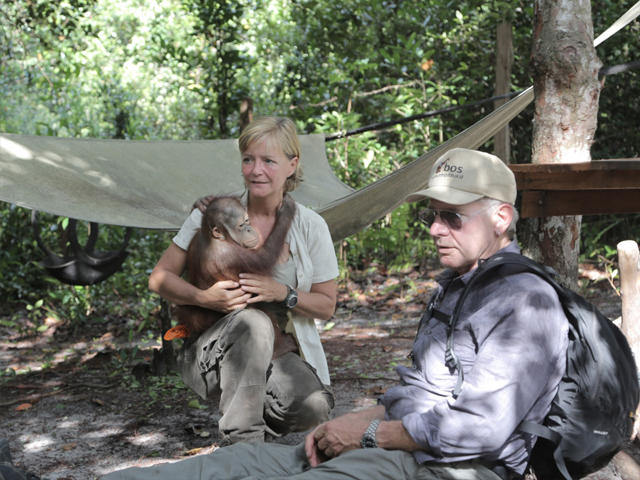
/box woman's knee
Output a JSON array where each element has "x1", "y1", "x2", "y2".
[
  {"x1": 230, "y1": 309, "x2": 275, "y2": 341},
  {"x1": 264, "y1": 353, "x2": 335, "y2": 434},
  {"x1": 265, "y1": 388, "x2": 334, "y2": 434}
]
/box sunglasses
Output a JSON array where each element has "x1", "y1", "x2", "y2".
[{"x1": 419, "y1": 205, "x2": 492, "y2": 231}]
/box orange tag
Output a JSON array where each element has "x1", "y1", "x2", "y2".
[
  {"x1": 15, "y1": 403, "x2": 33, "y2": 411},
  {"x1": 164, "y1": 325, "x2": 191, "y2": 340}
]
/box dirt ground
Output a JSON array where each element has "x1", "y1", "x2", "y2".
[{"x1": 0, "y1": 262, "x2": 638, "y2": 479}]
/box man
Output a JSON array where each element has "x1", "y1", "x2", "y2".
[
  {"x1": 103, "y1": 148, "x2": 568, "y2": 480},
  {"x1": 0, "y1": 438, "x2": 44, "y2": 480}
]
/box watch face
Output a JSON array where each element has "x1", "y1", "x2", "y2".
[
  {"x1": 361, "y1": 434, "x2": 376, "y2": 449},
  {"x1": 288, "y1": 294, "x2": 298, "y2": 308}
]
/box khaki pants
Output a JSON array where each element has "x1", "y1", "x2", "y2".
[
  {"x1": 102, "y1": 442, "x2": 502, "y2": 480},
  {"x1": 177, "y1": 309, "x2": 334, "y2": 444}
]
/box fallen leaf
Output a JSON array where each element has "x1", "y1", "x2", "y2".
[
  {"x1": 15, "y1": 403, "x2": 32, "y2": 411},
  {"x1": 187, "y1": 399, "x2": 201, "y2": 409},
  {"x1": 182, "y1": 447, "x2": 202, "y2": 456},
  {"x1": 186, "y1": 425, "x2": 204, "y2": 436},
  {"x1": 382, "y1": 345, "x2": 393, "y2": 352},
  {"x1": 365, "y1": 386, "x2": 389, "y2": 395},
  {"x1": 62, "y1": 443, "x2": 77, "y2": 451},
  {"x1": 91, "y1": 398, "x2": 105, "y2": 406}
]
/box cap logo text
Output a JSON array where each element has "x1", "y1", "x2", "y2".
[{"x1": 436, "y1": 158, "x2": 463, "y2": 175}]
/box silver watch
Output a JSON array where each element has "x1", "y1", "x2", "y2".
[{"x1": 360, "y1": 419, "x2": 380, "y2": 449}]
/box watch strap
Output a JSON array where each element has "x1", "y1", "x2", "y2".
[
  {"x1": 281, "y1": 284, "x2": 298, "y2": 309},
  {"x1": 360, "y1": 419, "x2": 381, "y2": 449}
]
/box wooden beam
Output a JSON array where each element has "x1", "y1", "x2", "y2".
[
  {"x1": 521, "y1": 189, "x2": 640, "y2": 217},
  {"x1": 510, "y1": 159, "x2": 640, "y2": 191}
]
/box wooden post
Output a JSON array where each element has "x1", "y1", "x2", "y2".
[
  {"x1": 618, "y1": 240, "x2": 640, "y2": 359},
  {"x1": 617, "y1": 240, "x2": 640, "y2": 442},
  {"x1": 494, "y1": 22, "x2": 513, "y2": 164}
]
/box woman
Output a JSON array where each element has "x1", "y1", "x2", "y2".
[{"x1": 149, "y1": 116, "x2": 338, "y2": 446}]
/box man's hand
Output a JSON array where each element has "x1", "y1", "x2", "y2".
[
  {"x1": 304, "y1": 426, "x2": 330, "y2": 467},
  {"x1": 304, "y1": 414, "x2": 371, "y2": 467}
]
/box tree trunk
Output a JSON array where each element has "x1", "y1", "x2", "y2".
[
  {"x1": 522, "y1": 0, "x2": 602, "y2": 290},
  {"x1": 494, "y1": 22, "x2": 513, "y2": 164}
]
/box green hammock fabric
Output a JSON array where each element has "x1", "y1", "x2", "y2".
[{"x1": 0, "y1": 1, "x2": 637, "y2": 242}]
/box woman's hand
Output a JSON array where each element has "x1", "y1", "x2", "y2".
[
  {"x1": 198, "y1": 280, "x2": 252, "y2": 313},
  {"x1": 149, "y1": 243, "x2": 252, "y2": 312},
  {"x1": 238, "y1": 273, "x2": 288, "y2": 304}
]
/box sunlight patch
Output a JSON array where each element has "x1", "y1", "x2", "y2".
[
  {"x1": 84, "y1": 427, "x2": 124, "y2": 439},
  {"x1": 57, "y1": 419, "x2": 81, "y2": 429},
  {"x1": 20, "y1": 435, "x2": 55, "y2": 452},
  {"x1": 128, "y1": 432, "x2": 166, "y2": 447}
]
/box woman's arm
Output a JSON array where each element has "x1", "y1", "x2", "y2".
[
  {"x1": 149, "y1": 243, "x2": 251, "y2": 312},
  {"x1": 295, "y1": 279, "x2": 336, "y2": 320},
  {"x1": 238, "y1": 276, "x2": 336, "y2": 320}
]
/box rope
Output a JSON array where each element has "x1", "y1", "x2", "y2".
[{"x1": 325, "y1": 60, "x2": 640, "y2": 142}]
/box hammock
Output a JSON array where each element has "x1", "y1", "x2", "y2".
[{"x1": 0, "y1": 2, "x2": 638, "y2": 245}]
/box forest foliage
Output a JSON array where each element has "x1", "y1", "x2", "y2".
[{"x1": 0, "y1": 0, "x2": 639, "y2": 331}]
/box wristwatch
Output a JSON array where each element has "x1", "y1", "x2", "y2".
[
  {"x1": 281, "y1": 284, "x2": 298, "y2": 309},
  {"x1": 360, "y1": 419, "x2": 381, "y2": 449}
]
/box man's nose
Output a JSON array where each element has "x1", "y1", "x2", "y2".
[{"x1": 429, "y1": 215, "x2": 450, "y2": 236}]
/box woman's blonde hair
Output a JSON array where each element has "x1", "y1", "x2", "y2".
[{"x1": 238, "y1": 116, "x2": 304, "y2": 193}]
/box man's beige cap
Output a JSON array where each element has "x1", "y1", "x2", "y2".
[{"x1": 405, "y1": 148, "x2": 516, "y2": 205}]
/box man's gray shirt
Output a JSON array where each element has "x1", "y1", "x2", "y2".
[{"x1": 380, "y1": 241, "x2": 569, "y2": 475}]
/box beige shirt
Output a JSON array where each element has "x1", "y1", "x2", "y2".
[{"x1": 172, "y1": 192, "x2": 338, "y2": 384}]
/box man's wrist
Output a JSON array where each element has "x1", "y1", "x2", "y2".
[{"x1": 360, "y1": 419, "x2": 381, "y2": 449}]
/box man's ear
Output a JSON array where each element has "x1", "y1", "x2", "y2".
[
  {"x1": 212, "y1": 227, "x2": 226, "y2": 241},
  {"x1": 493, "y1": 203, "x2": 513, "y2": 235}
]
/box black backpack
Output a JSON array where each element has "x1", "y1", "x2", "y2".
[{"x1": 437, "y1": 252, "x2": 640, "y2": 480}]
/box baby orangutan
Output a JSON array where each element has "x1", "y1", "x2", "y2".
[{"x1": 164, "y1": 194, "x2": 297, "y2": 359}]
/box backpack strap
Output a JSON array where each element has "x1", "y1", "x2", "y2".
[{"x1": 518, "y1": 420, "x2": 571, "y2": 480}]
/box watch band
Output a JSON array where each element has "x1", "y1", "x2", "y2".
[
  {"x1": 360, "y1": 419, "x2": 381, "y2": 449},
  {"x1": 281, "y1": 284, "x2": 298, "y2": 309}
]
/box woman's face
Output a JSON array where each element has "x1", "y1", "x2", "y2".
[{"x1": 241, "y1": 137, "x2": 298, "y2": 200}]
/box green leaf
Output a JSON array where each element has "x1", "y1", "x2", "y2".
[{"x1": 187, "y1": 399, "x2": 201, "y2": 409}]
